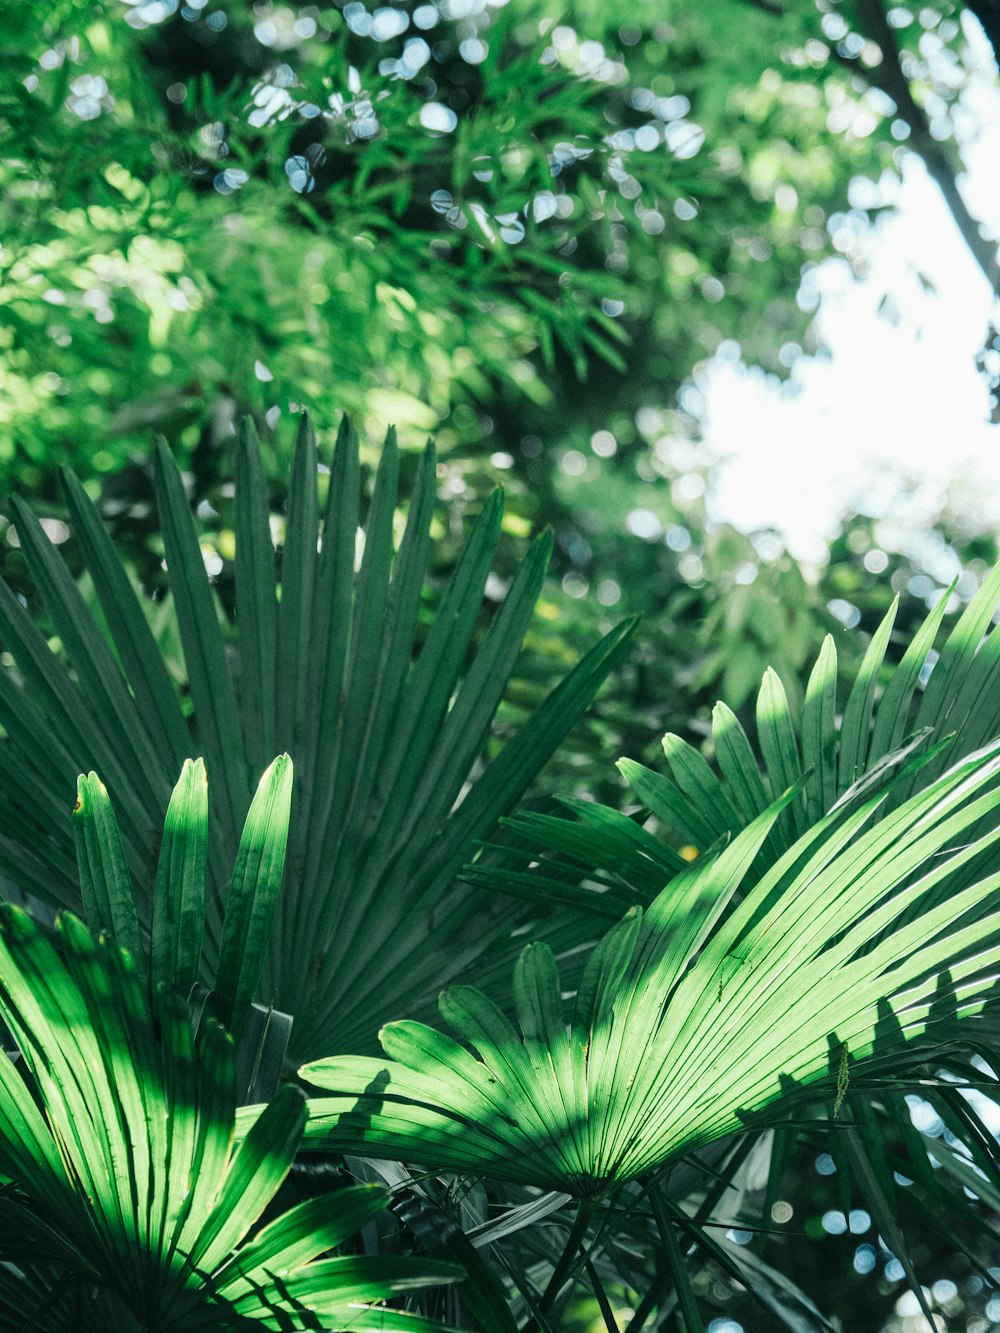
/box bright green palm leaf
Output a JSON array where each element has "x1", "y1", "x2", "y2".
[
  {"x1": 214, "y1": 754, "x2": 293, "y2": 1033},
  {"x1": 801, "y1": 634, "x2": 838, "y2": 824},
  {"x1": 659, "y1": 732, "x2": 742, "y2": 842},
  {"x1": 837, "y1": 596, "x2": 898, "y2": 793},
  {"x1": 302, "y1": 741, "x2": 1000, "y2": 1197},
  {"x1": 711, "y1": 700, "x2": 772, "y2": 822},
  {"x1": 73, "y1": 771, "x2": 143, "y2": 967},
  {"x1": 0, "y1": 908, "x2": 462, "y2": 1330},
  {"x1": 151, "y1": 756, "x2": 209, "y2": 996}
]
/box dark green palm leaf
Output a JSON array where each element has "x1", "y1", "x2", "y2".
[{"x1": 0, "y1": 414, "x2": 633, "y2": 1060}]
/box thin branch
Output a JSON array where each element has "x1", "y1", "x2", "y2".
[{"x1": 851, "y1": 0, "x2": 1000, "y2": 298}]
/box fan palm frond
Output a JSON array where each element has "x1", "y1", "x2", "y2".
[
  {"x1": 0, "y1": 415, "x2": 633, "y2": 1059},
  {"x1": 628, "y1": 564, "x2": 1000, "y2": 869},
  {"x1": 301, "y1": 740, "x2": 1000, "y2": 1200},
  {"x1": 0, "y1": 906, "x2": 462, "y2": 1331}
]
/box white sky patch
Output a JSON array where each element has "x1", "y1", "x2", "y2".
[{"x1": 701, "y1": 31, "x2": 1000, "y2": 563}]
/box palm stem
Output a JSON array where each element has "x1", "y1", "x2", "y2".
[{"x1": 527, "y1": 1197, "x2": 597, "y2": 1331}]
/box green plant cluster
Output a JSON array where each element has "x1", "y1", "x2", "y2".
[{"x1": 0, "y1": 417, "x2": 997, "y2": 1330}]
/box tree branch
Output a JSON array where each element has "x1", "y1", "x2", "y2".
[{"x1": 851, "y1": 0, "x2": 1000, "y2": 298}]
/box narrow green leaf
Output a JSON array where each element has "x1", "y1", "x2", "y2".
[
  {"x1": 214, "y1": 755, "x2": 293, "y2": 1031},
  {"x1": 73, "y1": 773, "x2": 144, "y2": 968},
  {"x1": 154, "y1": 437, "x2": 249, "y2": 857},
  {"x1": 400, "y1": 528, "x2": 555, "y2": 844},
  {"x1": 800, "y1": 635, "x2": 838, "y2": 824},
  {"x1": 274, "y1": 413, "x2": 320, "y2": 755},
  {"x1": 616, "y1": 759, "x2": 718, "y2": 850},
  {"x1": 838, "y1": 597, "x2": 897, "y2": 794},
  {"x1": 711, "y1": 701, "x2": 770, "y2": 823},
  {"x1": 0, "y1": 578, "x2": 150, "y2": 859},
  {"x1": 915, "y1": 560, "x2": 1000, "y2": 735},
  {"x1": 661, "y1": 733, "x2": 741, "y2": 841},
  {"x1": 650, "y1": 1191, "x2": 703, "y2": 1333},
  {"x1": 869, "y1": 584, "x2": 952, "y2": 764},
  {"x1": 151, "y1": 757, "x2": 209, "y2": 997},
  {"x1": 755, "y1": 667, "x2": 805, "y2": 839},
  {"x1": 840, "y1": 1114, "x2": 935, "y2": 1326},
  {"x1": 361, "y1": 488, "x2": 505, "y2": 852},
  {"x1": 11, "y1": 499, "x2": 170, "y2": 825},
  {"x1": 60, "y1": 466, "x2": 191, "y2": 777},
  {"x1": 234, "y1": 419, "x2": 278, "y2": 776},
  {"x1": 189, "y1": 1081, "x2": 306, "y2": 1273}
]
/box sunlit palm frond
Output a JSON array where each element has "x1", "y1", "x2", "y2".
[
  {"x1": 301, "y1": 741, "x2": 1000, "y2": 1199},
  {"x1": 0, "y1": 906, "x2": 461, "y2": 1331}
]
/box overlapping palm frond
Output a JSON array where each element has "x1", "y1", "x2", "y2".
[
  {"x1": 0, "y1": 906, "x2": 462, "y2": 1331},
  {"x1": 300, "y1": 739, "x2": 1000, "y2": 1200},
  {"x1": 450, "y1": 570, "x2": 1000, "y2": 1326},
  {"x1": 0, "y1": 415, "x2": 633, "y2": 1059},
  {"x1": 466, "y1": 564, "x2": 1000, "y2": 925}
]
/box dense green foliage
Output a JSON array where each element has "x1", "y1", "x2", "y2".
[
  {"x1": 0, "y1": 412, "x2": 996, "y2": 1330},
  {"x1": 1, "y1": 0, "x2": 999, "y2": 1328}
]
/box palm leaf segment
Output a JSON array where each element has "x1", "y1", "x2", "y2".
[
  {"x1": 0, "y1": 906, "x2": 460, "y2": 1331},
  {"x1": 0, "y1": 415, "x2": 633, "y2": 1059},
  {"x1": 302, "y1": 742, "x2": 1000, "y2": 1199}
]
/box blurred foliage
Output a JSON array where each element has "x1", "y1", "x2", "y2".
[
  {"x1": 4, "y1": 0, "x2": 977, "y2": 488},
  {"x1": 3, "y1": 0, "x2": 996, "y2": 787}
]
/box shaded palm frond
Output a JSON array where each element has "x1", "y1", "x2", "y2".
[{"x1": 0, "y1": 415, "x2": 634, "y2": 1059}]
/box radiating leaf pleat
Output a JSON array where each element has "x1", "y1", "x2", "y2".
[
  {"x1": 661, "y1": 732, "x2": 741, "y2": 842},
  {"x1": 711, "y1": 702, "x2": 771, "y2": 824},
  {"x1": 11, "y1": 497, "x2": 169, "y2": 823},
  {"x1": 275, "y1": 413, "x2": 320, "y2": 756},
  {"x1": 189, "y1": 1081, "x2": 306, "y2": 1273},
  {"x1": 73, "y1": 772, "x2": 144, "y2": 965},
  {"x1": 755, "y1": 667, "x2": 806, "y2": 840},
  {"x1": 151, "y1": 757, "x2": 209, "y2": 997},
  {"x1": 234, "y1": 419, "x2": 278, "y2": 777},
  {"x1": 153, "y1": 439, "x2": 249, "y2": 857},
  {"x1": 800, "y1": 635, "x2": 838, "y2": 824},
  {"x1": 616, "y1": 757, "x2": 717, "y2": 850},
  {"x1": 214, "y1": 755, "x2": 293, "y2": 1033},
  {"x1": 837, "y1": 596, "x2": 897, "y2": 793},
  {"x1": 868, "y1": 583, "x2": 951, "y2": 764},
  {"x1": 0, "y1": 578, "x2": 150, "y2": 859},
  {"x1": 60, "y1": 466, "x2": 191, "y2": 777}
]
